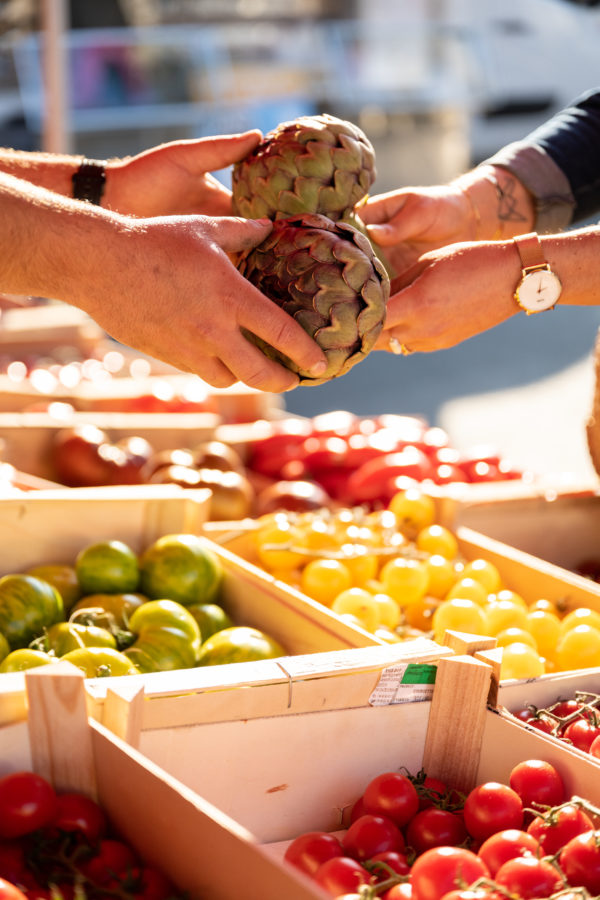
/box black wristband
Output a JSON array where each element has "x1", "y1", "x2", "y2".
[{"x1": 72, "y1": 158, "x2": 107, "y2": 205}]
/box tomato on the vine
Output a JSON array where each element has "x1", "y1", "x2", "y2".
[
  {"x1": 78, "y1": 838, "x2": 138, "y2": 885},
  {"x1": 0, "y1": 772, "x2": 57, "y2": 839},
  {"x1": 477, "y1": 828, "x2": 540, "y2": 876},
  {"x1": 51, "y1": 792, "x2": 107, "y2": 842},
  {"x1": 128, "y1": 866, "x2": 175, "y2": 900},
  {"x1": 368, "y1": 850, "x2": 410, "y2": 881},
  {"x1": 558, "y1": 829, "x2": 600, "y2": 894},
  {"x1": 362, "y1": 772, "x2": 420, "y2": 827},
  {"x1": 527, "y1": 803, "x2": 594, "y2": 855},
  {"x1": 462, "y1": 782, "x2": 523, "y2": 841},
  {"x1": 0, "y1": 880, "x2": 27, "y2": 900},
  {"x1": 508, "y1": 759, "x2": 565, "y2": 810},
  {"x1": 409, "y1": 846, "x2": 490, "y2": 900},
  {"x1": 563, "y1": 718, "x2": 600, "y2": 753},
  {"x1": 313, "y1": 856, "x2": 370, "y2": 897},
  {"x1": 495, "y1": 855, "x2": 563, "y2": 899},
  {"x1": 341, "y1": 814, "x2": 404, "y2": 861},
  {"x1": 283, "y1": 831, "x2": 344, "y2": 877},
  {"x1": 405, "y1": 808, "x2": 467, "y2": 855}
]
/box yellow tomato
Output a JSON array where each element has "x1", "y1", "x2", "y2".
[
  {"x1": 331, "y1": 588, "x2": 380, "y2": 632},
  {"x1": 432, "y1": 598, "x2": 488, "y2": 643},
  {"x1": 255, "y1": 520, "x2": 307, "y2": 571},
  {"x1": 500, "y1": 643, "x2": 545, "y2": 680},
  {"x1": 424, "y1": 554, "x2": 458, "y2": 599},
  {"x1": 495, "y1": 627, "x2": 538, "y2": 650},
  {"x1": 388, "y1": 489, "x2": 436, "y2": 538},
  {"x1": 494, "y1": 589, "x2": 527, "y2": 610},
  {"x1": 556, "y1": 624, "x2": 600, "y2": 670},
  {"x1": 300, "y1": 558, "x2": 353, "y2": 607},
  {"x1": 380, "y1": 557, "x2": 429, "y2": 608},
  {"x1": 485, "y1": 599, "x2": 529, "y2": 636},
  {"x1": 524, "y1": 609, "x2": 561, "y2": 660},
  {"x1": 445, "y1": 577, "x2": 489, "y2": 607},
  {"x1": 559, "y1": 607, "x2": 600, "y2": 637},
  {"x1": 416, "y1": 525, "x2": 458, "y2": 560},
  {"x1": 461, "y1": 559, "x2": 502, "y2": 594},
  {"x1": 371, "y1": 592, "x2": 401, "y2": 629}
]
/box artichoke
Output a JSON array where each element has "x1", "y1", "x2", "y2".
[
  {"x1": 237, "y1": 213, "x2": 389, "y2": 386},
  {"x1": 231, "y1": 114, "x2": 376, "y2": 222}
]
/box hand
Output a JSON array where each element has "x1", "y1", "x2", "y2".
[
  {"x1": 104, "y1": 131, "x2": 262, "y2": 218},
  {"x1": 375, "y1": 240, "x2": 522, "y2": 353},
  {"x1": 357, "y1": 184, "x2": 473, "y2": 276},
  {"x1": 72, "y1": 214, "x2": 327, "y2": 393}
]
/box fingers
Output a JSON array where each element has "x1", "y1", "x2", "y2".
[
  {"x1": 207, "y1": 216, "x2": 273, "y2": 253},
  {"x1": 177, "y1": 131, "x2": 263, "y2": 174},
  {"x1": 357, "y1": 190, "x2": 409, "y2": 225}
]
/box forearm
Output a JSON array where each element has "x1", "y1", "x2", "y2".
[
  {"x1": 0, "y1": 170, "x2": 128, "y2": 303},
  {"x1": 452, "y1": 164, "x2": 537, "y2": 241},
  {"x1": 543, "y1": 225, "x2": 600, "y2": 308},
  {"x1": 0, "y1": 148, "x2": 88, "y2": 200}
]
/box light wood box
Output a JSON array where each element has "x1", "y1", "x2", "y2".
[
  {"x1": 0, "y1": 411, "x2": 221, "y2": 481},
  {"x1": 0, "y1": 487, "x2": 404, "y2": 724}
]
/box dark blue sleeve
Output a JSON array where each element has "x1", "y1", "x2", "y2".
[{"x1": 521, "y1": 87, "x2": 600, "y2": 222}]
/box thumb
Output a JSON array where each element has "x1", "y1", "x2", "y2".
[
  {"x1": 211, "y1": 216, "x2": 273, "y2": 253},
  {"x1": 180, "y1": 131, "x2": 263, "y2": 174}
]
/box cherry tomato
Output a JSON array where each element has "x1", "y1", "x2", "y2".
[
  {"x1": 363, "y1": 772, "x2": 420, "y2": 827},
  {"x1": 78, "y1": 839, "x2": 138, "y2": 885},
  {"x1": 313, "y1": 856, "x2": 370, "y2": 897},
  {"x1": 283, "y1": 831, "x2": 344, "y2": 876},
  {"x1": 346, "y1": 448, "x2": 434, "y2": 504},
  {"x1": 463, "y1": 782, "x2": 523, "y2": 841},
  {"x1": 477, "y1": 828, "x2": 541, "y2": 876},
  {"x1": 129, "y1": 866, "x2": 175, "y2": 900},
  {"x1": 0, "y1": 772, "x2": 57, "y2": 839},
  {"x1": 508, "y1": 759, "x2": 566, "y2": 811},
  {"x1": 563, "y1": 718, "x2": 600, "y2": 752},
  {"x1": 0, "y1": 842, "x2": 28, "y2": 886},
  {"x1": 559, "y1": 830, "x2": 600, "y2": 894},
  {"x1": 341, "y1": 814, "x2": 405, "y2": 861},
  {"x1": 0, "y1": 880, "x2": 27, "y2": 900},
  {"x1": 590, "y1": 734, "x2": 600, "y2": 759},
  {"x1": 527, "y1": 803, "x2": 594, "y2": 855},
  {"x1": 551, "y1": 700, "x2": 586, "y2": 719},
  {"x1": 409, "y1": 846, "x2": 490, "y2": 900},
  {"x1": 349, "y1": 795, "x2": 367, "y2": 824},
  {"x1": 383, "y1": 885, "x2": 413, "y2": 900},
  {"x1": 406, "y1": 808, "x2": 467, "y2": 855},
  {"x1": 494, "y1": 856, "x2": 563, "y2": 898},
  {"x1": 52, "y1": 792, "x2": 107, "y2": 842}
]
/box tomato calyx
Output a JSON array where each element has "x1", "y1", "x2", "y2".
[
  {"x1": 525, "y1": 795, "x2": 600, "y2": 827},
  {"x1": 401, "y1": 769, "x2": 466, "y2": 812}
]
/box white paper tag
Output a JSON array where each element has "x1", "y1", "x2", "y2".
[{"x1": 369, "y1": 662, "x2": 437, "y2": 706}]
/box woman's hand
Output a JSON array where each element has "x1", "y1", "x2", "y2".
[{"x1": 375, "y1": 240, "x2": 523, "y2": 353}]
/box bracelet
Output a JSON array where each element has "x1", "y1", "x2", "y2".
[
  {"x1": 72, "y1": 158, "x2": 107, "y2": 206},
  {"x1": 457, "y1": 183, "x2": 481, "y2": 240}
]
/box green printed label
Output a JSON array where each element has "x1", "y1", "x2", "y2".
[{"x1": 401, "y1": 664, "x2": 437, "y2": 685}]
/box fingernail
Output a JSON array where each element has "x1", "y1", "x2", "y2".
[{"x1": 309, "y1": 360, "x2": 327, "y2": 377}]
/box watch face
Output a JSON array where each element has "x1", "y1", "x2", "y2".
[{"x1": 515, "y1": 269, "x2": 562, "y2": 314}]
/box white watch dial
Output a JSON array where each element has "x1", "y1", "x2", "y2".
[{"x1": 516, "y1": 269, "x2": 562, "y2": 313}]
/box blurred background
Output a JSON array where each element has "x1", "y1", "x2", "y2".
[{"x1": 1, "y1": 0, "x2": 600, "y2": 479}]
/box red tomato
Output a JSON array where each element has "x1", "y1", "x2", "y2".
[
  {"x1": 0, "y1": 841, "x2": 28, "y2": 886},
  {"x1": 441, "y1": 892, "x2": 500, "y2": 900},
  {"x1": 383, "y1": 884, "x2": 413, "y2": 900},
  {"x1": 0, "y1": 880, "x2": 28, "y2": 900},
  {"x1": 0, "y1": 772, "x2": 57, "y2": 839},
  {"x1": 495, "y1": 855, "x2": 563, "y2": 898},
  {"x1": 510, "y1": 707, "x2": 537, "y2": 725},
  {"x1": 415, "y1": 776, "x2": 453, "y2": 810},
  {"x1": 128, "y1": 866, "x2": 175, "y2": 900},
  {"x1": 527, "y1": 716, "x2": 556, "y2": 736},
  {"x1": 78, "y1": 839, "x2": 138, "y2": 885},
  {"x1": 477, "y1": 828, "x2": 541, "y2": 876},
  {"x1": 527, "y1": 803, "x2": 594, "y2": 855},
  {"x1": 52, "y1": 793, "x2": 107, "y2": 842},
  {"x1": 362, "y1": 773, "x2": 420, "y2": 828},
  {"x1": 341, "y1": 814, "x2": 405, "y2": 861},
  {"x1": 431, "y1": 464, "x2": 468, "y2": 486},
  {"x1": 508, "y1": 760, "x2": 566, "y2": 810},
  {"x1": 551, "y1": 700, "x2": 586, "y2": 720},
  {"x1": 591, "y1": 734, "x2": 600, "y2": 759},
  {"x1": 346, "y1": 448, "x2": 433, "y2": 503},
  {"x1": 299, "y1": 436, "x2": 349, "y2": 474},
  {"x1": 409, "y1": 846, "x2": 490, "y2": 900},
  {"x1": 283, "y1": 831, "x2": 344, "y2": 877},
  {"x1": 406, "y1": 808, "x2": 467, "y2": 855},
  {"x1": 368, "y1": 850, "x2": 411, "y2": 881},
  {"x1": 313, "y1": 856, "x2": 370, "y2": 897},
  {"x1": 559, "y1": 830, "x2": 600, "y2": 894},
  {"x1": 463, "y1": 782, "x2": 523, "y2": 841},
  {"x1": 563, "y1": 718, "x2": 600, "y2": 752},
  {"x1": 349, "y1": 795, "x2": 367, "y2": 824}
]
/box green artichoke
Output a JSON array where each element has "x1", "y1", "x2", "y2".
[
  {"x1": 237, "y1": 213, "x2": 389, "y2": 386},
  {"x1": 231, "y1": 114, "x2": 376, "y2": 222}
]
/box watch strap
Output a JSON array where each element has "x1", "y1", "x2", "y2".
[
  {"x1": 513, "y1": 232, "x2": 547, "y2": 272},
  {"x1": 72, "y1": 158, "x2": 107, "y2": 205}
]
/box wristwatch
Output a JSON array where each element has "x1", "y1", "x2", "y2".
[
  {"x1": 513, "y1": 232, "x2": 562, "y2": 314},
  {"x1": 72, "y1": 158, "x2": 107, "y2": 206}
]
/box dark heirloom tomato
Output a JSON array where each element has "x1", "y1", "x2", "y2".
[
  {"x1": 0, "y1": 575, "x2": 63, "y2": 649},
  {"x1": 70, "y1": 593, "x2": 147, "y2": 630},
  {"x1": 43, "y1": 621, "x2": 117, "y2": 656},
  {"x1": 0, "y1": 649, "x2": 54, "y2": 673},
  {"x1": 60, "y1": 646, "x2": 140, "y2": 677},
  {"x1": 0, "y1": 772, "x2": 57, "y2": 839}
]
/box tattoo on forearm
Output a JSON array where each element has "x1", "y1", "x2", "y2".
[{"x1": 485, "y1": 172, "x2": 527, "y2": 224}]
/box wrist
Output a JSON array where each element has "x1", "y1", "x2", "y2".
[{"x1": 453, "y1": 165, "x2": 535, "y2": 241}]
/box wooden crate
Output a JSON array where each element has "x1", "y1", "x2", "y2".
[
  {"x1": 454, "y1": 489, "x2": 600, "y2": 579},
  {"x1": 206, "y1": 514, "x2": 600, "y2": 615},
  {"x1": 0, "y1": 487, "x2": 413, "y2": 724},
  {"x1": 0, "y1": 304, "x2": 105, "y2": 357},
  {"x1": 0, "y1": 411, "x2": 221, "y2": 481}
]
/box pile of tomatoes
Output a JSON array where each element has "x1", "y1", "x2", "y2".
[
  {"x1": 512, "y1": 692, "x2": 600, "y2": 759},
  {"x1": 283, "y1": 758, "x2": 600, "y2": 900},
  {"x1": 0, "y1": 770, "x2": 181, "y2": 900}
]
